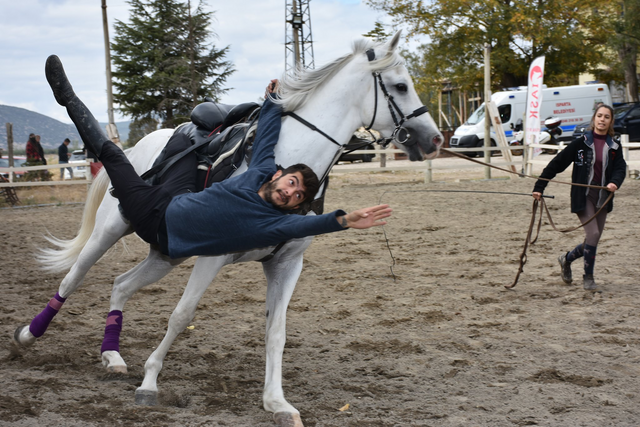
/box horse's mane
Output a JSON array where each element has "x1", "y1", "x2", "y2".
[{"x1": 276, "y1": 37, "x2": 405, "y2": 112}]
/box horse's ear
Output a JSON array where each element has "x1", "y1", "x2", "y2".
[{"x1": 386, "y1": 30, "x2": 402, "y2": 53}]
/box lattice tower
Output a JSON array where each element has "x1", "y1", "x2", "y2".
[{"x1": 285, "y1": 0, "x2": 315, "y2": 75}]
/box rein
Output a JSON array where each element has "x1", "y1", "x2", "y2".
[
  {"x1": 282, "y1": 111, "x2": 343, "y2": 147},
  {"x1": 440, "y1": 148, "x2": 613, "y2": 289}
]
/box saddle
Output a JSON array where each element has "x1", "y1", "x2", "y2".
[
  {"x1": 139, "y1": 100, "x2": 328, "y2": 215},
  {"x1": 141, "y1": 101, "x2": 261, "y2": 190}
]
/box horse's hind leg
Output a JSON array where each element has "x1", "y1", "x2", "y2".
[
  {"x1": 14, "y1": 208, "x2": 130, "y2": 348},
  {"x1": 101, "y1": 247, "x2": 186, "y2": 373}
]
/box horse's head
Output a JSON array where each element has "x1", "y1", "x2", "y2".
[
  {"x1": 361, "y1": 32, "x2": 443, "y2": 161},
  {"x1": 277, "y1": 32, "x2": 442, "y2": 164}
]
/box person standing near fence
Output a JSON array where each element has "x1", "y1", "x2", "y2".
[
  {"x1": 532, "y1": 104, "x2": 626, "y2": 291},
  {"x1": 26, "y1": 133, "x2": 50, "y2": 180},
  {"x1": 58, "y1": 138, "x2": 72, "y2": 179},
  {"x1": 26, "y1": 133, "x2": 45, "y2": 164}
]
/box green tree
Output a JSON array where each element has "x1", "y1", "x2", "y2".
[
  {"x1": 363, "y1": 21, "x2": 392, "y2": 42},
  {"x1": 366, "y1": 0, "x2": 611, "y2": 92},
  {"x1": 111, "y1": 0, "x2": 234, "y2": 130},
  {"x1": 126, "y1": 117, "x2": 159, "y2": 148},
  {"x1": 598, "y1": 0, "x2": 640, "y2": 101}
]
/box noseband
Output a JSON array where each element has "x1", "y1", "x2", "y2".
[{"x1": 364, "y1": 48, "x2": 429, "y2": 147}]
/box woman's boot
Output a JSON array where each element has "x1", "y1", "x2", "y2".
[{"x1": 583, "y1": 274, "x2": 600, "y2": 292}]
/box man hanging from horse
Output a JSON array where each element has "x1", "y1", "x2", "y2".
[{"x1": 45, "y1": 55, "x2": 392, "y2": 260}]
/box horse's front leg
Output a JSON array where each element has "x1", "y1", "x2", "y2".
[
  {"x1": 262, "y1": 239, "x2": 312, "y2": 427},
  {"x1": 135, "y1": 255, "x2": 229, "y2": 406},
  {"x1": 101, "y1": 247, "x2": 186, "y2": 373}
]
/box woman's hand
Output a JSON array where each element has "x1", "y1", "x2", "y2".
[
  {"x1": 606, "y1": 183, "x2": 618, "y2": 192},
  {"x1": 337, "y1": 204, "x2": 392, "y2": 229},
  {"x1": 532, "y1": 192, "x2": 542, "y2": 200}
]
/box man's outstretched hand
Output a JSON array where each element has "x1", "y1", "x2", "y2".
[{"x1": 338, "y1": 204, "x2": 392, "y2": 229}]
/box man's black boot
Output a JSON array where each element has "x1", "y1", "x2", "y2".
[{"x1": 45, "y1": 55, "x2": 110, "y2": 158}]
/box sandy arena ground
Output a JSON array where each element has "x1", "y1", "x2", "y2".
[{"x1": 1, "y1": 156, "x2": 639, "y2": 426}]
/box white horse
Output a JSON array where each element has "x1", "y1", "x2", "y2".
[{"x1": 14, "y1": 32, "x2": 442, "y2": 426}]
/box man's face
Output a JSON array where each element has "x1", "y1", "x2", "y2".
[{"x1": 263, "y1": 171, "x2": 307, "y2": 210}]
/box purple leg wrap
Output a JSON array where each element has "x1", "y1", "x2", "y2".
[
  {"x1": 29, "y1": 292, "x2": 67, "y2": 338},
  {"x1": 100, "y1": 310, "x2": 123, "y2": 353}
]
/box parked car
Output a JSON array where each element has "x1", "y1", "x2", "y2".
[
  {"x1": 573, "y1": 102, "x2": 640, "y2": 141},
  {"x1": 0, "y1": 156, "x2": 28, "y2": 179},
  {"x1": 338, "y1": 136, "x2": 375, "y2": 163},
  {"x1": 63, "y1": 149, "x2": 89, "y2": 179}
]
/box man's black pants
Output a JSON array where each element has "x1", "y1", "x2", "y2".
[{"x1": 100, "y1": 133, "x2": 197, "y2": 246}]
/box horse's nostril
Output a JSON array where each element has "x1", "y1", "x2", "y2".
[{"x1": 433, "y1": 135, "x2": 443, "y2": 146}]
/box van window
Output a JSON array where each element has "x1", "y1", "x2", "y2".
[
  {"x1": 498, "y1": 104, "x2": 512, "y2": 123},
  {"x1": 465, "y1": 105, "x2": 485, "y2": 125}
]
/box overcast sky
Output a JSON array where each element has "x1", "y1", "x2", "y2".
[{"x1": 0, "y1": 0, "x2": 421, "y2": 125}]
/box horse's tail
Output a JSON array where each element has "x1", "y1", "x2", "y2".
[{"x1": 37, "y1": 166, "x2": 111, "y2": 273}]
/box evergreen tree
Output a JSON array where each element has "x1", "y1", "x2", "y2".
[{"x1": 111, "y1": 0, "x2": 234, "y2": 130}]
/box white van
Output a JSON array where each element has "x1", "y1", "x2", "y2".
[{"x1": 449, "y1": 84, "x2": 612, "y2": 154}]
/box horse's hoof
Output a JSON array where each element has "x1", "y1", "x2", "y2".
[
  {"x1": 102, "y1": 351, "x2": 128, "y2": 374},
  {"x1": 13, "y1": 326, "x2": 36, "y2": 347},
  {"x1": 107, "y1": 364, "x2": 128, "y2": 374},
  {"x1": 274, "y1": 412, "x2": 304, "y2": 427},
  {"x1": 135, "y1": 389, "x2": 158, "y2": 406}
]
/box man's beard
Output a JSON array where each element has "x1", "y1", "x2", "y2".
[{"x1": 263, "y1": 178, "x2": 285, "y2": 207}]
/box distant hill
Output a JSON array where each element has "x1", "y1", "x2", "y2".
[{"x1": 0, "y1": 105, "x2": 130, "y2": 151}]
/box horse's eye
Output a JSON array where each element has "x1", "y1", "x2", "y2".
[{"x1": 396, "y1": 83, "x2": 408, "y2": 92}]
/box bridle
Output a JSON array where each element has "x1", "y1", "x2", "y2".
[
  {"x1": 364, "y1": 48, "x2": 430, "y2": 148},
  {"x1": 283, "y1": 48, "x2": 431, "y2": 150}
]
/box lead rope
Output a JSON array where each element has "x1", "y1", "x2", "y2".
[
  {"x1": 507, "y1": 191, "x2": 613, "y2": 289},
  {"x1": 440, "y1": 148, "x2": 612, "y2": 288}
]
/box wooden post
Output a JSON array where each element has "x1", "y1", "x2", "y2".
[
  {"x1": 424, "y1": 159, "x2": 432, "y2": 183},
  {"x1": 486, "y1": 101, "x2": 515, "y2": 176},
  {"x1": 483, "y1": 44, "x2": 491, "y2": 179},
  {"x1": 438, "y1": 91, "x2": 443, "y2": 129},
  {"x1": 6, "y1": 123, "x2": 13, "y2": 182},
  {"x1": 621, "y1": 134, "x2": 630, "y2": 177},
  {"x1": 102, "y1": 0, "x2": 120, "y2": 144}
]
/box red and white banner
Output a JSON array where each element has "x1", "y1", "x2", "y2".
[{"x1": 525, "y1": 56, "x2": 545, "y2": 157}]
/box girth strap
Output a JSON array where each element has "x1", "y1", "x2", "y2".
[{"x1": 140, "y1": 135, "x2": 213, "y2": 183}]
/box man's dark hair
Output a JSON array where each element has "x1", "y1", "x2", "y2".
[
  {"x1": 280, "y1": 163, "x2": 320, "y2": 203},
  {"x1": 64, "y1": 138, "x2": 71, "y2": 143}
]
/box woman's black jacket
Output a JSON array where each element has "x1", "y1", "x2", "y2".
[{"x1": 533, "y1": 131, "x2": 626, "y2": 213}]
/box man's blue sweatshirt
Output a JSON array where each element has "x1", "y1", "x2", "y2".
[{"x1": 163, "y1": 97, "x2": 345, "y2": 259}]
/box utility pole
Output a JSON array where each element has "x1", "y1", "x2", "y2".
[
  {"x1": 101, "y1": 0, "x2": 120, "y2": 144},
  {"x1": 483, "y1": 43, "x2": 491, "y2": 179},
  {"x1": 285, "y1": 0, "x2": 315, "y2": 75}
]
